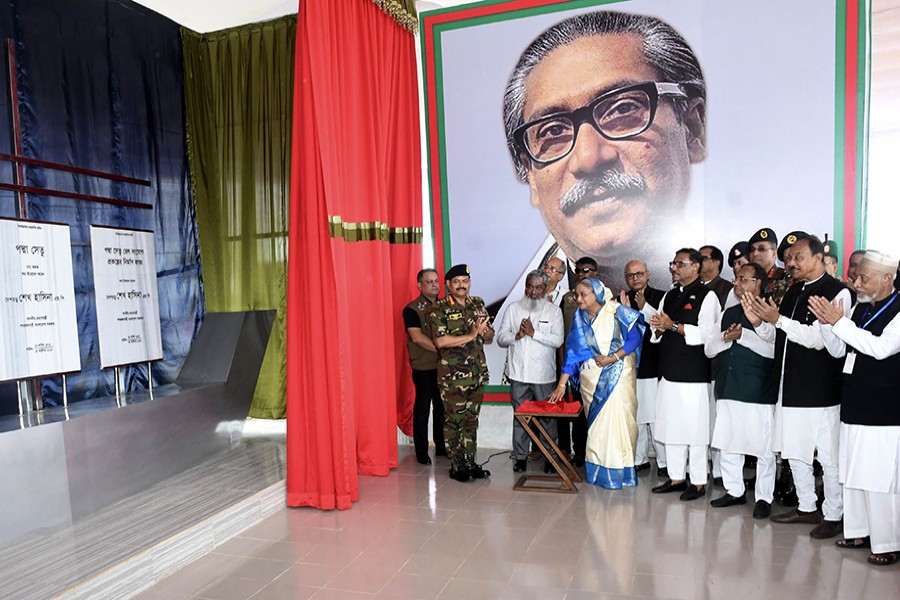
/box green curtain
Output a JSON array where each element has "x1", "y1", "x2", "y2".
[{"x1": 182, "y1": 16, "x2": 296, "y2": 419}]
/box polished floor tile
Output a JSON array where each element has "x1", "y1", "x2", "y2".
[{"x1": 135, "y1": 446, "x2": 899, "y2": 600}]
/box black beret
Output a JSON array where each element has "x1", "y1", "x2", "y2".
[
  {"x1": 727, "y1": 242, "x2": 750, "y2": 268},
  {"x1": 777, "y1": 231, "x2": 810, "y2": 262},
  {"x1": 445, "y1": 264, "x2": 470, "y2": 280},
  {"x1": 748, "y1": 228, "x2": 777, "y2": 246}
]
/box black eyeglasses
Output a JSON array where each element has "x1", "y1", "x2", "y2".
[
  {"x1": 669, "y1": 260, "x2": 694, "y2": 269},
  {"x1": 513, "y1": 82, "x2": 688, "y2": 165},
  {"x1": 624, "y1": 271, "x2": 646, "y2": 280},
  {"x1": 575, "y1": 266, "x2": 597, "y2": 274}
]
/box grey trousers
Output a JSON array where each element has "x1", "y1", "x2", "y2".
[{"x1": 510, "y1": 380, "x2": 558, "y2": 460}]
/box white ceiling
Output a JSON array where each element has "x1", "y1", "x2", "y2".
[{"x1": 132, "y1": 0, "x2": 298, "y2": 33}]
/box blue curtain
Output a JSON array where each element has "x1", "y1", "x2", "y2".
[{"x1": 0, "y1": 0, "x2": 202, "y2": 414}]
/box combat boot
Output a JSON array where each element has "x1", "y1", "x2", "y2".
[
  {"x1": 449, "y1": 458, "x2": 474, "y2": 483},
  {"x1": 777, "y1": 462, "x2": 799, "y2": 507},
  {"x1": 465, "y1": 454, "x2": 491, "y2": 479}
]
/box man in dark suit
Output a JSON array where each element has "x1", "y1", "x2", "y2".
[
  {"x1": 699, "y1": 245, "x2": 733, "y2": 308},
  {"x1": 620, "y1": 260, "x2": 666, "y2": 475}
]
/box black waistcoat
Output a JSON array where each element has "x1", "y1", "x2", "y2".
[
  {"x1": 713, "y1": 305, "x2": 776, "y2": 404},
  {"x1": 628, "y1": 286, "x2": 665, "y2": 379},
  {"x1": 841, "y1": 292, "x2": 900, "y2": 426},
  {"x1": 774, "y1": 274, "x2": 847, "y2": 408},
  {"x1": 659, "y1": 279, "x2": 713, "y2": 383}
]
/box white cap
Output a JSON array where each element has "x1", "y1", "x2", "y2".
[{"x1": 860, "y1": 250, "x2": 899, "y2": 274}]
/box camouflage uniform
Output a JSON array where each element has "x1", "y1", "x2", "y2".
[
  {"x1": 430, "y1": 295, "x2": 492, "y2": 472},
  {"x1": 766, "y1": 266, "x2": 793, "y2": 307}
]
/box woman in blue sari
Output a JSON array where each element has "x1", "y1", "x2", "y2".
[{"x1": 549, "y1": 278, "x2": 645, "y2": 489}]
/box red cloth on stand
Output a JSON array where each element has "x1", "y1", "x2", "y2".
[{"x1": 516, "y1": 400, "x2": 583, "y2": 415}]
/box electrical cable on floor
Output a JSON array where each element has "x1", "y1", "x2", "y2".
[{"x1": 478, "y1": 449, "x2": 514, "y2": 467}]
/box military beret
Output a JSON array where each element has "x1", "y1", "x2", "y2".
[
  {"x1": 445, "y1": 264, "x2": 470, "y2": 280},
  {"x1": 748, "y1": 228, "x2": 777, "y2": 246},
  {"x1": 777, "y1": 231, "x2": 809, "y2": 262},
  {"x1": 823, "y1": 239, "x2": 839, "y2": 259},
  {"x1": 727, "y1": 241, "x2": 750, "y2": 268}
]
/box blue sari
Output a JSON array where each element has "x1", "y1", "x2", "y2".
[{"x1": 562, "y1": 279, "x2": 645, "y2": 488}]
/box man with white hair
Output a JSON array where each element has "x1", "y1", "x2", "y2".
[
  {"x1": 496, "y1": 270, "x2": 564, "y2": 472},
  {"x1": 810, "y1": 250, "x2": 900, "y2": 566}
]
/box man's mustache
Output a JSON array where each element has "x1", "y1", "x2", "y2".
[{"x1": 558, "y1": 171, "x2": 646, "y2": 216}]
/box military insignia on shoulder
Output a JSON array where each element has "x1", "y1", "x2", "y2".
[{"x1": 417, "y1": 300, "x2": 429, "y2": 310}]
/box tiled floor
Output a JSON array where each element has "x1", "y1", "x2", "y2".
[
  {"x1": 0, "y1": 434, "x2": 285, "y2": 600},
  {"x1": 136, "y1": 447, "x2": 900, "y2": 600}
]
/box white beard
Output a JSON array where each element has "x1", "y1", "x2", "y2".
[{"x1": 520, "y1": 296, "x2": 543, "y2": 313}]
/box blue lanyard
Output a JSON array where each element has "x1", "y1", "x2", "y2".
[{"x1": 860, "y1": 292, "x2": 898, "y2": 329}]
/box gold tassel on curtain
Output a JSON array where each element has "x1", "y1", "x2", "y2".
[
  {"x1": 182, "y1": 16, "x2": 297, "y2": 419},
  {"x1": 371, "y1": 0, "x2": 418, "y2": 33}
]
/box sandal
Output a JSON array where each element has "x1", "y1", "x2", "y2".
[
  {"x1": 867, "y1": 552, "x2": 900, "y2": 566},
  {"x1": 835, "y1": 536, "x2": 871, "y2": 549}
]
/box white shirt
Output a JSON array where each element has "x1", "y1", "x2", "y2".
[
  {"x1": 704, "y1": 311, "x2": 775, "y2": 360},
  {"x1": 821, "y1": 299, "x2": 900, "y2": 359},
  {"x1": 756, "y1": 275, "x2": 853, "y2": 357},
  {"x1": 649, "y1": 284, "x2": 721, "y2": 348},
  {"x1": 546, "y1": 286, "x2": 563, "y2": 305},
  {"x1": 495, "y1": 298, "x2": 564, "y2": 384}
]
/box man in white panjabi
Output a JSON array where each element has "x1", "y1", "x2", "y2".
[
  {"x1": 619, "y1": 260, "x2": 667, "y2": 476},
  {"x1": 810, "y1": 251, "x2": 900, "y2": 566},
  {"x1": 649, "y1": 248, "x2": 720, "y2": 502},
  {"x1": 749, "y1": 234, "x2": 852, "y2": 539},
  {"x1": 706, "y1": 263, "x2": 778, "y2": 518},
  {"x1": 496, "y1": 270, "x2": 564, "y2": 473}
]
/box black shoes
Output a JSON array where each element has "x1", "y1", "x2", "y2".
[
  {"x1": 753, "y1": 500, "x2": 772, "y2": 519},
  {"x1": 657, "y1": 467, "x2": 668, "y2": 478},
  {"x1": 652, "y1": 480, "x2": 688, "y2": 494},
  {"x1": 679, "y1": 485, "x2": 706, "y2": 502},
  {"x1": 543, "y1": 460, "x2": 553, "y2": 474},
  {"x1": 573, "y1": 456, "x2": 586, "y2": 467},
  {"x1": 449, "y1": 465, "x2": 474, "y2": 482},
  {"x1": 810, "y1": 518, "x2": 843, "y2": 539},
  {"x1": 465, "y1": 454, "x2": 490, "y2": 479},
  {"x1": 635, "y1": 462, "x2": 651, "y2": 472},
  {"x1": 513, "y1": 459, "x2": 527, "y2": 472},
  {"x1": 416, "y1": 454, "x2": 432, "y2": 465},
  {"x1": 770, "y1": 508, "x2": 822, "y2": 524},
  {"x1": 710, "y1": 493, "x2": 746, "y2": 508},
  {"x1": 712, "y1": 477, "x2": 724, "y2": 487}
]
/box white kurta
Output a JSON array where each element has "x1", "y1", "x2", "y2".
[
  {"x1": 840, "y1": 424, "x2": 900, "y2": 492},
  {"x1": 635, "y1": 301, "x2": 661, "y2": 425},
  {"x1": 757, "y1": 283, "x2": 853, "y2": 461},
  {"x1": 822, "y1": 308, "x2": 900, "y2": 492},
  {"x1": 651, "y1": 289, "x2": 720, "y2": 446},
  {"x1": 704, "y1": 316, "x2": 776, "y2": 457}
]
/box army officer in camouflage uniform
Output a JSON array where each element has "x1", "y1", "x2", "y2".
[{"x1": 431, "y1": 264, "x2": 494, "y2": 482}]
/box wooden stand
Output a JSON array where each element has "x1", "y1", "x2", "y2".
[{"x1": 513, "y1": 411, "x2": 583, "y2": 494}]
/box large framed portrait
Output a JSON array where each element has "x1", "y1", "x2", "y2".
[{"x1": 420, "y1": 0, "x2": 868, "y2": 395}]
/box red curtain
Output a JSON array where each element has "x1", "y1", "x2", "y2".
[{"x1": 286, "y1": 0, "x2": 422, "y2": 509}]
